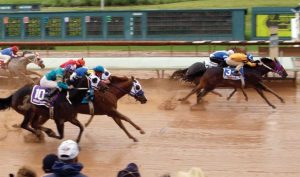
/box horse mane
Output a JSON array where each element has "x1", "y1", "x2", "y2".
[
  {"x1": 260, "y1": 57, "x2": 274, "y2": 63},
  {"x1": 110, "y1": 75, "x2": 129, "y2": 83}
]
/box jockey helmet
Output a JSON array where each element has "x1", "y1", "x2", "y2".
[
  {"x1": 227, "y1": 49, "x2": 234, "y2": 55},
  {"x1": 65, "y1": 64, "x2": 76, "y2": 73},
  {"x1": 247, "y1": 53, "x2": 254, "y2": 61},
  {"x1": 11, "y1": 46, "x2": 19, "y2": 53},
  {"x1": 76, "y1": 58, "x2": 85, "y2": 67},
  {"x1": 93, "y1": 65, "x2": 105, "y2": 73}
]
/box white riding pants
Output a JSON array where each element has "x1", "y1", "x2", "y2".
[
  {"x1": 0, "y1": 54, "x2": 11, "y2": 63},
  {"x1": 40, "y1": 76, "x2": 58, "y2": 88}
]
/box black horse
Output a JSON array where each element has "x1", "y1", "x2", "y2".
[
  {"x1": 178, "y1": 58, "x2": 288, "y2": 109},
  {"x1": 0, "y1": 75, "x2": 108, "y2": 143}
]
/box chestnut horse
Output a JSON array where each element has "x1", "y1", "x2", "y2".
[
  {"x1": 178, "y1": 58, "x2": 288, "y2": 109},
  {"x1": 77, "y1": 75, "x2": 147, "y2": 142}
]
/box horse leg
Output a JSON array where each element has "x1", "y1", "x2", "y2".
[
  {"x1": 31, "y1": 115, "x2": 59, "y2": 138},
  {"x1": 196, "y1": 89, "x2": 210, "y2": 104},
  {"x1": 254, "y1": 87, "x2": 276, "y2": 109},
  {"x1": 258, "y1": 81, "x2": 285, "y2": 103},
  {"x1": 53, "y1": 120, "x2": 65, "y2": 140},
  {"x1": 227, "y1": 88, "x2": 248, "y2": 101},
  {"x1": 241, "y1": 87, "x2": 248, "y2": 101},
  {"x1": 211, "y1": 90, "x2": 222, "y2": 97},
  {"x1": 85, "y1": 115, "x2": 94, "y2": 127},
  {"x1": 108, "y1": 109, "x2": 145, "y2": 140},
  {"x1": 227, "y1": 88, "x2": 237, "y2": 100},
  {"x1": 68, "y1": 116, "x2": 84, "y2": 143},
  {"x1": 112, "y1": 117, "x2": 139, "y2": 142},
  {"x1": 178, "y1": 82, "x2": 204, "y2": 101},
  {"x1": 20, "y1": 111, "x2": 38, "y2": 135}
]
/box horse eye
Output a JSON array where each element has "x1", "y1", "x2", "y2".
[
  {"x1": 92, "y1": 78, "x2": 98, "y2": 83},
  {"x1": 135, "y1": 85, "x2": 141, "y2": 90}
]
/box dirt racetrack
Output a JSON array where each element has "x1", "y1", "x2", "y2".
[{"x1": 0, "y1": 70, "x2": 300, "y2": 177}]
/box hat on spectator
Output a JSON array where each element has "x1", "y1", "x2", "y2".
[
  {"x1": 57, "y1": 140, "x2": 79, "y2": 161},
  {"x1": 117, "y1": 163, "x2": 140, "y2": 177},
  {"x1": 175, "y1": 167, "x2": 205, "y2": 177},
  {"x1": 42, "y1": 153, "x2": 58, "y2": 173}
]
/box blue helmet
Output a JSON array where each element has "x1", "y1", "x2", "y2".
[
  {"x1": 65, "y1": 64, "x2": 76, "y2": 73},
  {"x1": 247, "y1": 53, "x2": 254, "y2": 61},
  {"x1": 93, "y1": 65, "x2": 105, "y2": 73}
]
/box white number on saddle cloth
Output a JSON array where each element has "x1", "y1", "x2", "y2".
[
  {"x1": 30, "y1": 85, "x2": 48, "y2": 106},
  {"x1": 223, "y1": 68, "x2": 241, "y2": 80}
]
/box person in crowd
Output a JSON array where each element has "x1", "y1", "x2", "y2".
[
  {"x1": 41, "y1": 154, "x2": 59, "y2": 176},
  {"x1": 60, "y1": 58, "x2": 85, "y2": 69},
  {"x1": 117, "y1": 163, "x2": 141, "y2": 177},
  {"x1": 40, "y1": 64, "x2": 76, "y2": 103},
  {"x1": 9, "y1": 166, "x2": 37, "y2": 177},
  {"x1": 209, "y1": 49, "x2": 234, "y2": 67},
  {"x1": 0, "y1": 46, "x2": 19, "y2": 65},
  {"x1": 42, "y1": 139, "x2": 87, "y2": 177}
]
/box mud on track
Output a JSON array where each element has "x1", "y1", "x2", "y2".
[{"x1": 0, "y1": 71, "x2": 300, "y2": 177}]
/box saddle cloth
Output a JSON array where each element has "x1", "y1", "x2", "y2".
[
  {"x1": 30, "y1": 85, "x2": 50, "y2": 107},
  {"x1": 223, "y1": 67, "x2": 244, "y2": 80}
]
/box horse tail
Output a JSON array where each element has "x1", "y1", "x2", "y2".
[
  {"x1": 0, "y1": 95, "x2": 12, "y2": 110},
  {"x1": 170, "y1": 68, "x2": 188, "y2": 80}
]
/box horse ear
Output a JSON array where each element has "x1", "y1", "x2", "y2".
[{"x1": 131, "y1": 76, "x2": 134, "y2": 80}]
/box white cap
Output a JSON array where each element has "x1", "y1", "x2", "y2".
[{"x1": 57, "y1": 140, "x2": 79, "y2": 160}]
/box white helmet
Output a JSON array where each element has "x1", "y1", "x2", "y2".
[{"x1": 227, "y1": 50, "x2": 234, "y2": 55}]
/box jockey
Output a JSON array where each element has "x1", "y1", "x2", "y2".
[
  {"x1": 209, "y1": 49, "x2": 234, "y2": 67},
  {"x1": 60, "y1": 58, "x2": 85, "y2": 69},
  {"x1": 0, "y1": 46, "x2": 19, "y2": 65},
  {"x1": 40, "y1": 64, "x2": 76, "y2": 102},
  {"x1": 93, "y1": 65, "x2": 111, "y2": 84},
  {"x1": 225, "y1": 53, "x2": 257, "y2": 75}
]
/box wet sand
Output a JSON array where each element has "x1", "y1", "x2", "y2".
[{"x1": 0, "y1": 71, "x2": 299, "y2": 177}]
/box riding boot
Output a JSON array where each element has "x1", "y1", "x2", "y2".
[{"x1": 232, "y1": 70, "x2": 240, "y2": 76}]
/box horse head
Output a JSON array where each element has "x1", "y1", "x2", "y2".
[
  {"x1": 70, "y1": 73, "x2": 109, "y2": 93},
  {"x1": 260, "y1": 57, "x2": 288, "y2": 78},
  {"x1": 22, "y1": 51, "x2": 45, "y2": 69},
  {"x1": 130, "y1": 76, "x2": 147, "y2": 104}
]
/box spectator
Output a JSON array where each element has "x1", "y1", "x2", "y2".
[
  {"x1": 117, "y1": 163, "x2": 141, "y2": 177},
  {"x1": 42, "y1": 140, "x2": 87, "y2": 177},
  {"x1": 9, "y1": 166, "x2": 37, "y2": 177},
  {"x1": 42, "y1": 153, "x2": 58, "y2": 176}
]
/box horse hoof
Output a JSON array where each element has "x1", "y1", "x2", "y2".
[{"x1": 140, "y1": 130, "x2": 145, "y2": 134}]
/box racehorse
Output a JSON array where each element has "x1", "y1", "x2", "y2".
[
  {"x1": 170, "y1": 47, "x2": 250, "y2": 100},
  {"x1": 170, "y1": 62, "x2": 249, "y2": 101},
  {"x1": 0, "y1": 51, "x2": 45, "y2": 83},
  {"x1": 178, "y1": 58, "x2": 288, "y2": 109},
  {"x1": 77, "y1": 75, "x2": 147, "y2": 142},
  {"x1": 0, "y1": 75, "x2": 108, "y2": 143}
]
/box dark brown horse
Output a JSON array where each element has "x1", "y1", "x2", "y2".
[
  {"x1": 178, "y1": 58, "x2": 288, "y2": 109},
  {"x1": 0, "y1": 75, "x2": 108, "y2": 143}
]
